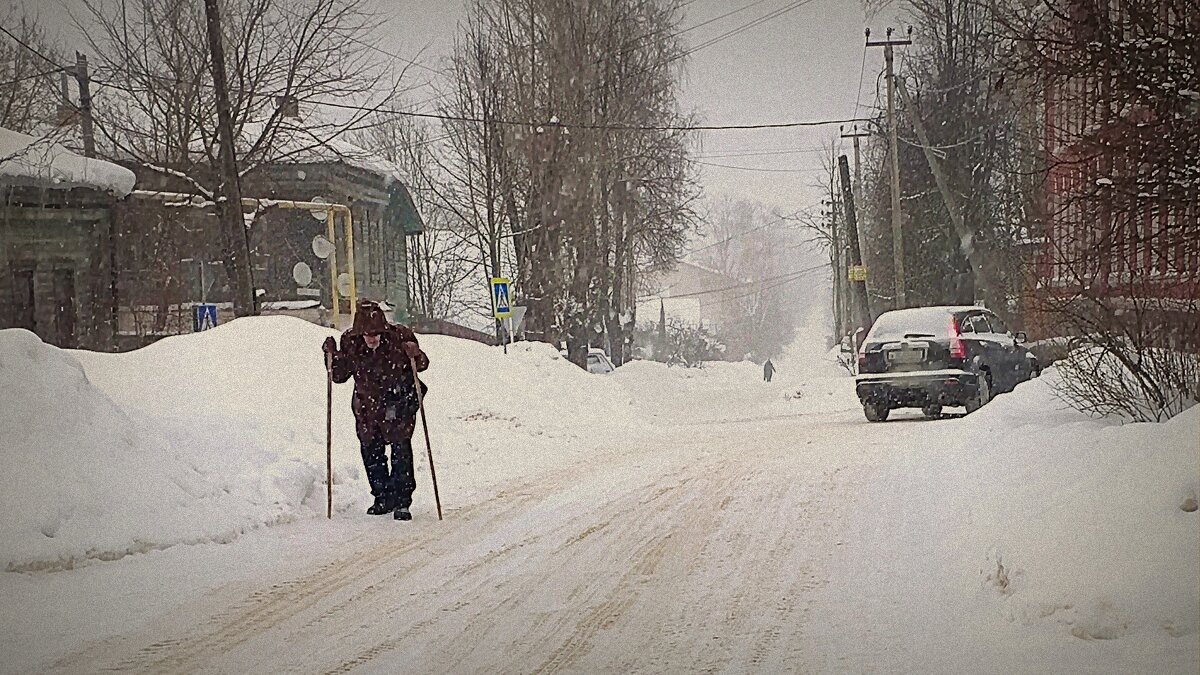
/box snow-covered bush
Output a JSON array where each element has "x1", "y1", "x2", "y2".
[
  {"x1": 634, "y1": 318, "x2": 725, "y2": 368},
  {"x1": 1055, "y1": 341, "x2": 1200, "y2": 422}
]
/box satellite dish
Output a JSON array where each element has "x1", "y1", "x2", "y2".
[
  {"x1": 292, "y1": 262, "x2": 313, "y2": 286},
  {"x1": 309, "y1": 196, "x2": 330, "y2": 221},
  {"x1": 336, "y1": 272, "x2": 352, "y2": 296},
  {"x1": 312, "y1": 235, "x2": 335, "y2": 260}
]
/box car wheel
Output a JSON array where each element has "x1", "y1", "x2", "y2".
[
  {"x1": 921, "y1": 403, "x2": 943, "y2": 419},
  {"x1": 965, "y1": 373, "x2": 991, "y2": 414},
  {"x1": 863, "y1": 402, "x2": 890, "y2": 422}
]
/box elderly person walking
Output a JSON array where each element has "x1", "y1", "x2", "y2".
[{"x1": 322, "y1": 300, "x2": 429, "y2": 521}]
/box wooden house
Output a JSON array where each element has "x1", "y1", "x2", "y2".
[{"x1": 0, "y1": 127, "x2": 135, "y2": 350}]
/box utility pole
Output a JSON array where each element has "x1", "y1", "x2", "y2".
[
  {"x1": 70, "y1": 54, "x2": 95, "y2": 158},
  {"x1": 839, "y1": 155, "x2": 872, "y2": 333},
  {"x1": 867, "y1": 27, "x2": 912, "y2": 310},
  {"x1": 203, "y1": 0, "x2": 256, "y2": 317},
  {"x1": 839, "y1": 125, "x2": 870, "y2": 335},
  {"x1": 829, "y1": 192, "x2": 843, "y2": 340},
  {"x1": 840, "y1": 125, "x2": 870, "y2": 214}
]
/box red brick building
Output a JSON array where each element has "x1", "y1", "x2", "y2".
[{"x1": 1035, "y1": 0, "x2": 1199, "y2": 348}]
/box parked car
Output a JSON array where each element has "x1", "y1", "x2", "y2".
[
  {"x1": 586, "y1": 348, "x2": 616, "y2": 374},
  {"x1": 854, "y1": 305, "x2": 1040, "y2": 422}
]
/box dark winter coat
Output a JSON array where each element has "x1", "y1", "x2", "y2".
[{"x1": 330, "y1": 322, "x2": 430, "y2": 445}]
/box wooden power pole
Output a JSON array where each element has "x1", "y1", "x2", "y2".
[
  {"x1": 839, "y1": 155, "x2": 872, "y2": 332},
  {"x1": 71, "y1": 54, "x2": 95, "y2": 158},
  {"x1": 839, "y1": 125, "x2": 870, "y2": 333},
  {"x1": 203, "y1": 0, "x2": 256, "y2": 317},
  {"x1": 867, "y1": 27, "x2": 912, "y2": 310}
]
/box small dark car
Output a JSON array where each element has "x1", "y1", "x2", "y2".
[{"x1": 854, "y1": 306, "x2": 1040, "y2": 422}]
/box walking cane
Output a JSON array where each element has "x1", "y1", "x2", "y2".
[
  {"x1": 325, "y1": 351, "x2": 333, "y2": 520},
  {"x1": 411, "y1": 357, "x2": 443, "y2": 520}
]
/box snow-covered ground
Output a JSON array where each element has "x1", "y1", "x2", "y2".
[{"x1": 0, "y1": 315, "x2": 1195, "y2": 673}]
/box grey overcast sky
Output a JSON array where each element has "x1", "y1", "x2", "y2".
[
  {"x1": 360, "y1": 0, "x2": 889, "y2": 216},
  {"x1": 38, "y1": 0, "x2": 897, "y2": 216}
]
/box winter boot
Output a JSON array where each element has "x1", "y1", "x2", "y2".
[
  {"x1": 394, "y1": 506, "x2": 412, "y2": 521},
  {"x1": 367, "y1": 493, "x2": 395, "y2": 516}
]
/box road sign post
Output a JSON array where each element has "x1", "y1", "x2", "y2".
[{"x1": 492, "y1": 277, "x2": 512, "y2": 354}]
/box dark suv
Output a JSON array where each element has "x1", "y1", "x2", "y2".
[{"x1": 854, "y1": 306, "x2": 1040, "y2": 421}]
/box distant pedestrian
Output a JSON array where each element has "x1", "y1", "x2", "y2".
[
  {"x1": 322, "y1": 300, "x2": 429, "y2": 521},
  {"x1": 763, "y1": 359, "x2": 776, "y2": 382}
]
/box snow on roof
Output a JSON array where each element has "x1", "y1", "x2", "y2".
[
  {"x1": 242, "y1": 121, "x2": 406, "y2": 185},
  {"x1": 0, "y1": 127, "x2": 136, "y2": 197}
]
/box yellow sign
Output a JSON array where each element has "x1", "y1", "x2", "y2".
[{"x1": 848, "y1": 265, "x2": 868, "y2": 282}]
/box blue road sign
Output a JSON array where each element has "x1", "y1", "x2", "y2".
[
  {"x1": 194, "y1": 304, "x2": 218, "y2": 332},
  {"x1": 492, "y1": 277, "x2": 512, "y2": 319}
]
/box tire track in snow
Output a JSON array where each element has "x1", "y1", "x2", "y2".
[{"x1": 51, "y1": 488, "x2": 544, "y2": 674}]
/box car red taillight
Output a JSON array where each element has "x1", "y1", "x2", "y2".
[{"x1": 949, "y1": 316, "x2": 966, "y2": 360}]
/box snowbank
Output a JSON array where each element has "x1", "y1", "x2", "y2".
[
  {"x1": 0, "y1": 317, "x2": 637, "y2": 572},
  {"x1": 0, "y1": 329, "x2": 260, "y2": 572},
  {"x1": 0, "y1": 127, "x2": 136, "y2": 196},
  {"x1": 813, "y1": 367, "x2": 1199, "y2": 670},
  {"x1": 968, "y1": 388, "x2": 1200, "y2": 644}
]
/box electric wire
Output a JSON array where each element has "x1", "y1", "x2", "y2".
[
  {"x1": 643, "y1": 260, "x2": 827, "y2": 301},
  {"x1": 0, "y1": 24, "x2": 61, "y2": 69},
  {"x1": 695, "y1": 160, "x2": 825, "y2": 173},
  {"x1": 300, "y1": 97, "x2": 872, "y2": 132},
  {"x1": 0, "y1": 67, "x2": 63, "y2": 87},
  {"x1": 679, "y1": 0, "x2": 817, "y2": 58}
]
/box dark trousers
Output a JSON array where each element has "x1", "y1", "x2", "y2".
[{"x1": 360, "y1": 436, "x2": 417, "y2": 509}]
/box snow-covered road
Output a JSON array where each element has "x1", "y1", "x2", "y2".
[
  {"x1": 2, "y1": 318, "x2": 1196, "y2": 673},
  {"x1": 46, "y1": 401, "x2": 870, "y2": 674}
]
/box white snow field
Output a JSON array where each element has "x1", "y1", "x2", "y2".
[{"x1": 0, "y1": 316, "x2": 1196, "y2": 674}]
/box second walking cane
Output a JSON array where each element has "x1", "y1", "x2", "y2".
[{"x1": 411, "y1": 357, "x2": 442, "y2": 520}]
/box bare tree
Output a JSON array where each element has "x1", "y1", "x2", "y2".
[
  {"x1": 0, "y1": 2, "x2": 63, "y2": 133},
  {"x1": 351, "y1": 105, "x2": 479, "y2": 324},
  {"x1": 440, "y1": 0, "x2": 701, "y2": 365},
  {"x1": 700, "y1": 195, "x2": 813, "y2": 359},
  {"x1": 74, "y1": 0, "x2": 404, "y2": 313}
]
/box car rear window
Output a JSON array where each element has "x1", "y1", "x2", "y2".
[{"x1": 867, "y1": 308, "x2": 954, "y2": 339}]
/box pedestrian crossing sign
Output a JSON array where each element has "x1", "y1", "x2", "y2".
[
  {"x1": 193, "y1": 303, "x2": 218, "y2": 332},
  {"x1": 492, "y1": 277, "x2": 512, "y2": 319}
]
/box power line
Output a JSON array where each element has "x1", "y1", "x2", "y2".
[
  {"x1": 679, "y1": 0, "x2": 817, "y2": 58},
  {"x1": 853, "y1": 42, "x2": 868, "y2": 121},
  {"x1": 695, "y1": 160, "x2": 824, "y2": 173},
  {"x1": 604, "y1": 0, "x2": 774, "y2": 65},
  {"x1": 88, "y1": 73, "x2": 869, "y2": 134},
  {"x1": 684, "y1": 216, "x2": 793, "y2": 256},
  {"x1": 644, "y1": 261, "x2": 826, "y2": 301},
  {"x1": 722, "y1": 262, "x2": 827, "y2": 303},
  {"x1": 0, "y1": 67, "x2": 63, "y2": 87},
  {"x1": 0, "y1": 24, "x2": 61, "y2": 69},
  {"x1": 305, "y1": 98, "x2": 870, "y2": 131},
  {"x1": 679, "y1": 0, "x2": 774, "y2": 36},
  {"x1": 694, "y1": 146, "x2": 834, "y2": 159},
  {"x1": 270, "y1": 2, "x2": 449, "y2": 79}
]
